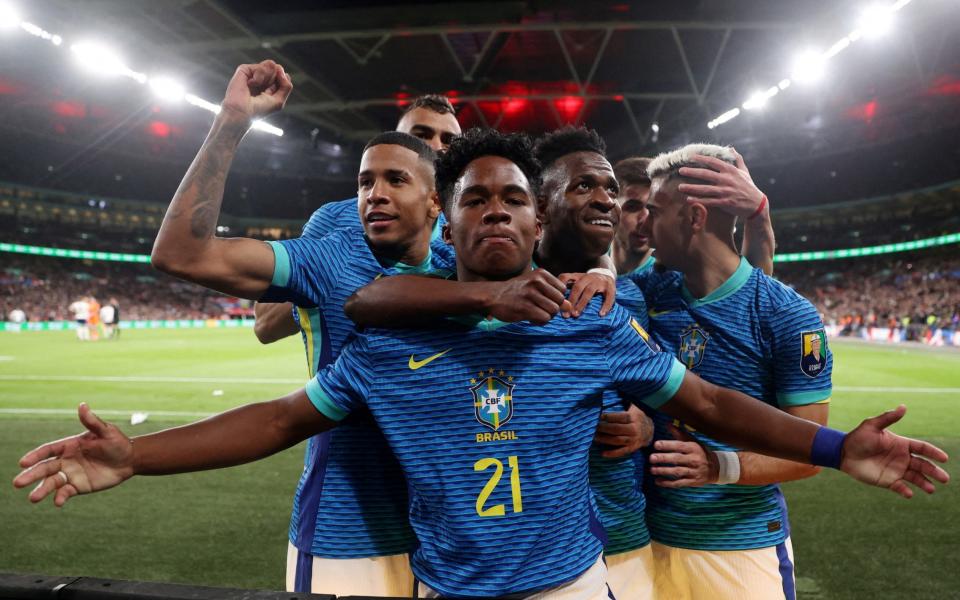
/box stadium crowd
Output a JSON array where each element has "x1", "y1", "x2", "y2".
[
  {"x1": 1, "y1": 255, "x2": 246, "y2": 322},
  {"x1": 779, "y1": 252, "x2": 960, "y2": 342}
]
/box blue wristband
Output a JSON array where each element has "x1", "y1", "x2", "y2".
[{"x1": 810, "y1": 426, "x2": 846, "y2": 469}]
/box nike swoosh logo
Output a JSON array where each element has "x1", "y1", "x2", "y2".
[
  {"x1": 408, "y1": 349, "x2": 452, "y2": 370},
  {"x1": 648, "y1": 309, "x2": 673, "y2": 317}
]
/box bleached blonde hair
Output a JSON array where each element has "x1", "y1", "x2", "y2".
[{"x1": 646, "y1": 143, "x2": 736, "y2": 181}]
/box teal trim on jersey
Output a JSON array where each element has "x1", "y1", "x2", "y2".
[
  {"x1": 306, "y1": 378, "x2": 348, "y2": 421},
  {"x1": 450, "y1": 314, "x2": 511, "y2": 331},
  {"x1": 430, "y1": 217, "x2": 442, "y2": 242},
  {"x1": 681, "y1": 257, "x2": 752, "y2": 307},
  {"x1": 641, "y1": 359, "x2": 687, "y2": 409},
  {"x1": 268, "y1": 241, "x2": 291, "y2": 287},
  {"x1": 777, "y1": 388, "x2": 832, "y2": 407},
  {"x1": 391, "y1": 250, "x2": 433, "y2": 274},
  {"x1": 637, "y1": 255, "x2": 655, "y2": 273}
]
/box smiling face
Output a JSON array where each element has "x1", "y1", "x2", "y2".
[
  {"x1": 356, "y1": 144, "x2": 439, "y2": 256},
  {"x1": 443, "y1": 155, "x2": 540, "y2": 282},
  {"x1": 540, "y1": 151, "x2": 620, "y2": 258}
]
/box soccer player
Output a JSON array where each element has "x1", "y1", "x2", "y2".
[
  {"x1": 15, "y1": 130, "x2": 948, "y2": 598},
  {"x1": 638, "y1": 144, "x2": 831, "y2": 600},
  {"x1": 148, "y1": 60, "x2": 452, "y2": 595},
  {"x1": 68, "y1": 297, "x2": 90, "y2": 341},
  {"x1": 345, "y1": 126, "x2": 658, "y2": 597},
  {"x1": 253, "y1": 94, "x2": 462, "y2": 345},
  {"x1": 612, "y1": 152, "x2": 775, "y2": 278}
]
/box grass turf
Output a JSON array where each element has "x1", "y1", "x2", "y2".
[{"x1": 1, "y1": 329, "x2": 957, "y2": 597}]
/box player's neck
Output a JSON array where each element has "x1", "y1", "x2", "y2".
[
  {"x1": 681, "y1": 243, "x2": 741, "y2": 300},
  {"x1": 372, "y1": 232, "x2": 431, "y2": 267},
  {"x1": 614, "y1": 243, "x2": 651, "y2": 274},
  {"x1": 536, "y1": 232, "x2": 594, "y2": 275}
]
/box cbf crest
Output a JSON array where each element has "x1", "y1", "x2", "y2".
[
  {"x1": 471, "y1": 369, "x2": 514, "y2": 431},
  {"x1": 678, "y1": 324, "x2": 709, "y2": 369}
]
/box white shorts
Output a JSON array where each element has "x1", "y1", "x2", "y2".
[
  {"x1": 651, "y1": 538, "x2": 796, "y2": 600},
  {"x1": 285, "y1": 541, "x2": 413, "y2": 596},
  {"x1": 416, "y1": 554, "x2": 612, "y2": 599},
  {"x1": 605, "y1": 545, "x2": 655, "y2": 600}
]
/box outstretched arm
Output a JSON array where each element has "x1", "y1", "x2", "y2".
[
  {"x1": 345, "y1": 269, "x2": 574, "y2": 327},
  {"x1": 14, "y1": 392, "x2": 334, "y2": 507},
  {"x1": 151, "y1": 60, "x2": 294, "y2": 299},
  {"x1": 650, "y1": 403, "x2": 828, "y2": 487},
  {"x1": 254, "y1": 302, "x2": 300, "y2": 344},
  {"x1": 678, "y1": 150, "x2": 775, "y2": 275},
  {"x1": 657, "y1": 372, "x2": 949, "y2": 498}
]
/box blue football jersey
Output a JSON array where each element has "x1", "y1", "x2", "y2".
[
  {"x1": 307, "y1": 301, "x2": 686, "y2": 598},
  {"x1": 640, "y1": 257, "x2": 833, "y2": 550},
  {"x1": 261, "y1": 227, "x2": 453, "y2": 558},
  {"x1": 587, "y1": 276, "x2": 653, "y2": 555}
]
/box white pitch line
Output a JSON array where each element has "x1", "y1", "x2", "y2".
[
  {"x1": 0, "y1": 408, "x2": 215, "y2": 417},
  {"x1": 834, "y1": 386, "x2": 960, "y2": 393},
  {"x1": 0, "y1": 374, "x2": 304, "y2": 384}
]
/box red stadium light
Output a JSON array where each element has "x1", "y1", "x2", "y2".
[
  {"x1": 554, "y1": 95, "x2": 584, "y2": 122},
  {"x1": 847, "y1": 99, "x2": 878, "y2": 123},
  {"x1": 147, "y1": 120, "x2": 172, "y2": 138},
  {"x1": 51, "y1": 100, "x2": 85, "y2": 118},
  {"x1": 927, "y1": 75, "x2": 960, "y2": 96}
]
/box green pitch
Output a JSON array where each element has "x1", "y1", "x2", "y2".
[{"x1": 0, "y1": 330, "x2": 957, "y2": 598}]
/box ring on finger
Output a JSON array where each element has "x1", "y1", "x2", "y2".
[{"x1": 57, "y1": 470, "x2": 68, "y2": 485}]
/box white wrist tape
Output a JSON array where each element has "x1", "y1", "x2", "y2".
[
  {"x1": 587, "y1": 267, "x2": 616, "y2": 281},
  {"x1": 714, "y1": 451, "x2": 741, "y2": 485}
]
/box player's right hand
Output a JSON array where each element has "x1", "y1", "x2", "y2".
[
  {"x1": 219, "y1": 60, "x2": 293, "y2": 125},
  {"x1": 13, "y1": 403, "x2": 135, "y2": 507},
  {"x1": 840, "y1": 405, "x2": 950, "y2": 498},
  {"x1": 487, "y1": 268, "x2": 573, "y2": 325}
]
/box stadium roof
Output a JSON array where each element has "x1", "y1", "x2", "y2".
[{"x1": 0, "y1": 0, "x2": 957, "y2": 214}]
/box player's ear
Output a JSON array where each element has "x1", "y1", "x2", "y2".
[
  {"x1": 427, "y1": 190, "x2": 441, "y2": 220},
  {"x1": 442, "y1": 223, "x2": 453, "y2": 246},
  {"x1": 536, "y1": 191, "x2": 550, "y2": 224},
  {"x1": 534, "y1": 216, "x2": 543, "y2": 243},
  {"x1": 688, "y1": 202, "x2": 708, "y2": 231}
]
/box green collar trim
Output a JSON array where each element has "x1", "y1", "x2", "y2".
[
  {"x1": 450, "y1": 314, "x2": 511, "y2": 331},
  {"x1": 380, "y1": 249, "x2": 433, "y2": 274},
  {"x1": 681, "y1": 257, "x2": 752, "y2": 307}
]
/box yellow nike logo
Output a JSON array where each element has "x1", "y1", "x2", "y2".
[
  {"x1": 648, "y1": 308, "x2": 673, "y2": 317},
  {"x1": 408, "y1": 349, "x2": 452, "y2": 370}
]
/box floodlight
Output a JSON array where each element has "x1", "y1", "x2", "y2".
[
  {"x1": 791, "y1": 51, "x2": 827, "y2": 84},
  {"x1": 184, "y1": 94, "x2": 221, "y2": 114},
  {"x1": 650, "y1": 123, "x2": 660, "y2": 133},
  {"x1": 857, "y1": 4, "x2": 894, "y2": 38},
  {"x1": 0, "y1": 3, "x2": 21, "y2": 29},
  {"x1": 252, "y1": 120, "x2": 284, "y2": 136},
  {"x1": 71, "y1": 41, "x2": 128, "y2": 76},
  {"x1": 149, "y1": 77, "x2": 185, "y2": 103},
  {"x1": 778, "y1": 78, "x2": 792, "y2": 90},
  {"x1": 708, "y1": 107, "x2": 740, "y2": 129}
]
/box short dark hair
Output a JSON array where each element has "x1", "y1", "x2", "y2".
[
  {"x1": 402, "y1": 94, "x2": 456, "y2": 117},
  {"x1": 533, "y1": 126, "x2": 607, "y2": 170},
  {"x1": 613, "y1": 157, "x2": 652, "y2": 186},
  {"x1": 363, "y1": 131, "x2": 438, "y2": 167},
  {"x1": 435, "y1": 128, "x2": 541, "y2": 211}
]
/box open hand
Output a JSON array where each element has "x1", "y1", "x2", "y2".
[
  {"x1": 677, "y1": 149, "x2": 765, "y2": 219},
  {"x1": 649, "y1": 425, "x2": 720, "y2": 487},
  {"x1": 558, "y1": 272, "x2": 616, "y2": 317},
  {"x1": 13, "y1": 404, "x2": 135, "y2": 507},
  {"x1": 840, "y1": 405, "x2": 950, "y2": 498}
]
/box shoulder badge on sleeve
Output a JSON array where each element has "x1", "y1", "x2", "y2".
[{"x1": 800, "y1": 329, "x2": 827, "y2": 377}]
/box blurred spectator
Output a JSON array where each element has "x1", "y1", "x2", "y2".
[{"x1": 2, "y1": 255, "x2": 247, "y2": 322}]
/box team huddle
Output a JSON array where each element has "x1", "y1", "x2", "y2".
[{"x1": 14, "y1": 61, "x2": 950, "y2": 600}]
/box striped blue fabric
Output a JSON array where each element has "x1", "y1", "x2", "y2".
[
  {"x1": 639, "y1": 257, "x2": 833, "y2": 551},
  {"x1": 588, "y1": 277, "x2": 652, "y2": 555},
  {"x1": 308, "y1": 301, "x2": 684, "y2": 598},
  {"x1": 262, "y1": 226, "x2": 453, "y2": 558}
]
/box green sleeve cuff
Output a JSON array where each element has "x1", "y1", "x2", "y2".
[
  {"x1": 777, "y1": 388, "x2": 832, "y2": 407},
  {"x1": 641, "y1": 359, "x2": 687, "y2": 409},
  {"x1": 267, "y1": 241, "x2": 291, "y2": 288},
  {"x1": 305, "y1": 378, "x2": 348, "y2": 421}
]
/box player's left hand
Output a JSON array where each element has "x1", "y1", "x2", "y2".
[
  {"x1": 558, "y1": 272, "x2": 616, "y2": 318},
  {"x1": 649, "y1": 425, "x2": 720, "y2": 487},
  {"x1": 676, "y1": 149, "x2": 765, "y2": 219},
  {"x1": 840, "y1": 405, "x2": 950, "y2": 498},
  {"x1": 594, "y1": 404, "x2": 654, "y2": 458}
]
